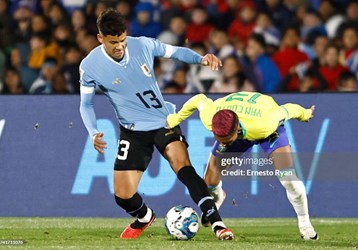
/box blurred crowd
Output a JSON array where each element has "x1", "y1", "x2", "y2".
[{"x1": 0, "y1": 0, "x2": 357, "y2": 94}]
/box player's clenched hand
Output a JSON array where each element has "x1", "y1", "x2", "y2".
[
  {"x1": 92, "y1": 132, "x2": 107, "y2": 154},
  {"x1": 201, "y1": 54, "x2": 222, "y2": 71}
]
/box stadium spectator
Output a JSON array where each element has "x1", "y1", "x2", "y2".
[
  {"x1": 114, "y1": 0, "x2": 132, "y2": 22},
  {"x1": 9, "y1": 45, "x2": 38, "y2": 92},
  {"x1": 257, "y1": 0, "x2": 294, "y2": 32},
  {"x1": 1, "y1": 67, "x2": 23, "y2": 94},
  {"x1": 167, "y1": 14, "x2": 187, "y2": 46},
  {"x1": 29, "y1": 57, "x2": 58, "y2": 94},
  {"x1": 337, "y1": 70, "x2": 357, "y2": 91},
  {"x1": 78, "y1": 32, "x2": 99, "y2": 55},
  {"x1": 52, "y1": 71, "x2": 70, "y2": 94},
  {"x1": 300, "y1": 8, "x2": 327, "y2": 58},
  {"x1": 153, "y1": 57, "x2": 166, "y2": 89},
  {"x1": 159, "y1": 0, "x2": 182, "y2": 30},
  {"x1": 157, "y1": 14, "x2": 187, "y2": 46},
  {"x1": 318, "y1": 0, "x2": 336, "y2": 23},
  {"x1": 28, "y1": 32, "x2": 62, "y2": 70},
  {"x1": 53, "y1": 23, "x2": 73, "y2": 55},
  {"x1": 166, "y1": 92, "x2": 319, "y2": 241},
  {"x1": 163, "y1": 80, "x2": 183, "y2": 93},
  {"x1": 0, "y1": 0, "x2": 15, "y2": 51},
  {"x1": 30, "y1": 14, "x2": 51, "y2": 34},
  {"x1": 74, "y1": 27, "x2": 87, "y2": 48},
  {"x1": 209, "y1": 55, "x2": 253, "y2": 93},
  {"x1": 71, "y1": 9, "x2": 87, "y2": 32},
  {"x1": 311, "y1": 35, "x2": 330, "y2": 66},
  {"x1": 79, "y1": 9, "x2": 233, "y2": 240},
  {"x1": 228, "y1": 0, "x2": 257, "y2": 50},
  {"x1": 242, "y1": 33, "x2": 281, "y2": 93},
  {"x1": 319, "y1": 44, "x2": 350, "y2": 90},
  {"x1": 156, "y1": 15, "x2": 190, "y2": 85},
  {"x1": 299, "y1": 34, "x2": 330, "y2": 91},
  {"x1": 273, "y1": 25, "x2": 309, "y2": 91},
  {"x1": 298, "y1": 69, "x2": 316, "y2": 92},
  {"x1": 38, "y1": 0, "x2": 57, "y2": 17},
  {"x1": 335, "y1": 0, "x2": 358, "y2": 39},
  {"x1": 186, "y1": 42, "x2": 221, "y2": 93},
  {"x1": 339, "y1": 25, "x2": 358, "y2": 77},
  {"x1": 253, "y1": 11, "x2": 281, "y2": 51},
  {"x1": 62, "y1": 44, "x2": 82, "y2": 93},
  {"x1": 166, "y1": 66, "x2": 188, "y2": 93},
  {"x1": 208, "y1": 0, "x2": 239, "y2": 30},
  {"x1": 185, "y1": 5, "x2": 214, "y2": 44},
  {"x1": 130, "y1": 2, "x2": 162, "y2": 38},
  {"x1": 48, "y1": 2, "x2": 69, "y2": 26},
  {"x1": 13, "y1": 1, "x2": 33, "y2": 43},
  {"x1": 93, "y1": 1, "x2": 108, "y2": 20},
  {"x1": 208, "y1": 28, "x2": 236, "y2": 60}
]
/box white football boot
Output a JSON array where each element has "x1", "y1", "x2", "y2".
[{"x1": 300, "y1": 225, "x2": 319, "y2": 240}]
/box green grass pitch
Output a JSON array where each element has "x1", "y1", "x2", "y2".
[{"x1": 0, "y1": 218, "x2": 357, "y2": 249}]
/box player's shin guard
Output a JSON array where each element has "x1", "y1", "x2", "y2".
[
  {"x1": 114, "y1": 193, "x2": 149, "y2": 219},
  {"x1": 279, "y1": 169, "x2": 311, "y2": 228},
  {"x1": 177, "y1": 166, "x2": 223, "y2": 228}
]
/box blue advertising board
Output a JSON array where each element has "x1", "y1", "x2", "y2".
[{"x1": 0, "y1": 93, "x2": 357, "y2": 218}]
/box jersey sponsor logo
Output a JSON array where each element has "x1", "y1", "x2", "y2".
[
  {"x1": 141, "y1": 64, "x2": 152, "y2": 77},
  {"x1": 112, "y1": 78, "x2": 121, "y2": 85}
]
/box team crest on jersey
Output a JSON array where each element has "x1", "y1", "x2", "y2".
[
  {"x1": 112, "y1": 78, "x2": 121, "y2": 85},
  {"x1": 141, "y1": 64, "x2": 152, "y2": 77}
]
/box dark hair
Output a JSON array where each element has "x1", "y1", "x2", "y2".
[
  {"x1": 31, "y1": 32, "x2": 50, "y2": 44},
  {"x1": 212, "y1": 109, "x2": 239, "y2": 137},
  {"x1": 96, "y1": 8, "x2": 127, "y2": 36},
  {"x1": 282, "y1": 25, "x2": 300, "y2": 38},
  {"x1": 250, "y1": 33, "x2": 266, "y2": 48},
  {"x1": 338, "y1": 71, "x2": 356, "y2": 85}
]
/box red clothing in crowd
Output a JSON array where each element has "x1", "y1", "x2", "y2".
[
  {"x1": 273, "y1": 47, "x2": 309, "y2": 91},
  {"x1": 186, "y1": 23, "x2": 214, "y2": 43},
  {"x1": 319, "y1": 65, "x2": 349, "y2": 90},
  {"x1": 228, "y1": 19, "x2": 255, "y2": 45}
]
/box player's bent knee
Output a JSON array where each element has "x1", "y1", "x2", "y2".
[
  {"x1": 169, "y1": 159, "x2": 191, "y2": 174},
  {"x1": 114, "y1": 189, "x2": 136, "y2": 199}
]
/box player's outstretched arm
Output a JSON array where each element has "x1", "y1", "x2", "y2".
[
  {"x1": 280, "y1": 103, "x2": 315, "y2": 122},
  {"x1": 166, "y1": 94, "x2": 209, "y2": 128}
]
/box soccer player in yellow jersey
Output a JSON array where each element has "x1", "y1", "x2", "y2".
[{"x1": 167, "y1": 92, "x2": 319, "y2": 240}]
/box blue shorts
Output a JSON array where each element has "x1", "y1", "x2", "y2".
[{"x1": 211, "y1": 125, "x2": 289, "y2": 158}]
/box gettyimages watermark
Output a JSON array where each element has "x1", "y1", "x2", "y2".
[
  {"x1": 218, "y1": 155, "x2": 294, "y2": 178},
  {"x1": 216, "y1": 152, "x2": 358, "y2": 181}
]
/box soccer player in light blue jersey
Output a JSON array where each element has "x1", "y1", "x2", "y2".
[{"x1": 79, "y1": 9, "x2": 233, "y2": 240}]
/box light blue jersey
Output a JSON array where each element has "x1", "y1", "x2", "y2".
[{"x1": 79, "y1": 36, "x2": 203, "y2": 136}]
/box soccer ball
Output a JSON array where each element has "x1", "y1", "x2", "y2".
[{"x1": 164, "y1": 205, "x2": 200, "y2": 240}]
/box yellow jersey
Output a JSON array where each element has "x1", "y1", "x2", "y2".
[{"x1": 167, "y1": 92, "x2": 313, "y2": 141}]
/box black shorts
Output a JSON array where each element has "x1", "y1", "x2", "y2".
[{"x1": 114, "y1": 126, "x2": 188, "y2": 171}]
